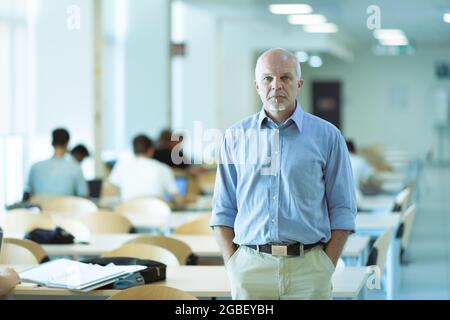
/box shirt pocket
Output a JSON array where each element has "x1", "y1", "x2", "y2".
[{"x1": 289, "y1": 160, "x2": 323, "y2": 200}]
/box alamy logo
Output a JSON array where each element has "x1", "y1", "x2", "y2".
[{"x1": 66, "y1": 5, "x2": 81, "y2": 31}]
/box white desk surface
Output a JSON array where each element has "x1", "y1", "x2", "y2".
[
  {"x1": 9, "y1": 265, "x2": 368, "y2": 299},
  {"x1": 355, "y1": 213, "x2": 401, "y2": 231},
  {"x1": 358, "y1": 194, "x2": 396, "y2": 211},
  {"x1": 7, "y1": 234, "x2": 369, "y2": 260}
]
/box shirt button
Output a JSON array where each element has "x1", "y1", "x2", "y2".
[
  {"x1": 275, "y1": 151, "x2": 279, "y2": 154},
  {"x1": 271, "y1": 219, "x2": 275, "y2": 223},
  {"x1": 273, "y1": 196, "x2": 277, "y2": 200}
]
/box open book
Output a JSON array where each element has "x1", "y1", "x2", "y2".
[{"x1": 19, "y1": 258, "x2": 147, "y2": 292}]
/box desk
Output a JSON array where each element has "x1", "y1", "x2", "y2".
[
  {"x1": 358, "y1": 194, "x2": 396, "y2": 212},
  {"x1": 24, "y1": 234, "x2": 369, "y2": 265},
  {"x1": 9, "y1": 265, "x2": 369, "y2": 300}
]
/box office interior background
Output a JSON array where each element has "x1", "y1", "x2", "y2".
[{"x1": 1, "y1": 0, "x2": 450, "y2": 300}]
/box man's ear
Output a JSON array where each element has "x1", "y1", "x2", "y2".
[
  {"x1": 298, "y1": 79, "x2": 304, "y2": 89},
  {"x1": 147, "y1": 148, "x2": 155, "y2": 158},
  {"x1": 254, "y1": 80, "x2": 259, "y2": 92}
]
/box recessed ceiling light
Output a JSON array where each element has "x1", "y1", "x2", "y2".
[
  {"x1": 303, "y1": 23, "x2": 338, "y2": 33},
  {"x1": 295, "y1": 51, "x2": 309, "y2": 63},
  {"x1": 269, "y1": 4, "x2": 313, "y2": 15},
  {"x1": 373, "y1": 29, "x2": 406, "y2": 40},
  {"x1": 444, "y1": 13, "x2": 450, "y2": 23},
  {"x1": 288, "y1": 14, "x2": 327, "y2": 25},
  {"x1": 308, "y1": 55, "x2": 322, "y2": 68},
  {"x1": 379, "y1": 38, "x2": 409, "y2": 46}
]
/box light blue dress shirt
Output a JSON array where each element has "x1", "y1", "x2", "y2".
[
  {"x1": 26, "y1": 155, "x2": 88, "y2": 197},
  {"x1": 210, "y1": 104, "x2": 356, "y2": 245}
]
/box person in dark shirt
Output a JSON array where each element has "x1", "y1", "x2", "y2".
[{"x1": 153, "y1": 129, "x2": 190, "y2": 170}]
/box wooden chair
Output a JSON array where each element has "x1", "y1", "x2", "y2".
[
  {"x1": 80, "y1": 211, "x2": 133, "y2": 234},
  {"x1": 108, "y1": 285, "x2": 197, "y2": 300},
  {"x1": 35, "y1": 196, "x2": 98, "y2": 216},
  {"x1": 392, "y1": 187, "x2": 412, "y2": 212},
  {"x1": 398, "y1": 204, "x2": 416, "y2": 263},
  {"x1": 0, "y1": 240, "x2": 39, "y2": 265},
  {"x1": 124, "y1": 236, "x2": 194, "y2": 265},
  {"x1": 366, "y1": 227, "x2": 394, "y2": 278},
  {"x1": 114, "y1": 197, "x2": 172, "y2": 228},
  {"x1": 3, "y1": 238, "x2": 49, "y2": 263},
  {"x1": 173, "y1": 214, "x2": 212, "y2": 235},
  {"x1": 101, "y1": 243, "x2": 179, "y2": 266},
  {"x1": 0, "y1": 210, "x2": 54, "y2": 235}
]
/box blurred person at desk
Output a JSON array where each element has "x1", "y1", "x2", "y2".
[
  {"x1": 24, "y1": 128, "x2": 88, "y2": 200},
  {"x1": 71, "y1": 144, "x2": 90, "y2": 164},
  {"x1": 109, "y1": 134, "x2": 182, "y2": 205}
]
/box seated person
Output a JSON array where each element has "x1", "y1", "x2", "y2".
[
  {"x1": 24, "y1": 128, "x2": 88, "y2": 199},
  {"x1": 346, "y1": 139, "x2": 378, "y2": 200},
  {"x1": 0, "y1": 267, "x2": 20, "y2": 297},
  {"x1": 153, "y1": 129, "x2": 190, "y2": 170},
  {"x1": 71, "y1": 144, "x2": 90, "y2": 163},
  {"x1": 109, "y1": 134, "x2": 181, "y2": 203}
]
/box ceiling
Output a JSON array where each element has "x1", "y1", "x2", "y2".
[{"x1": 182, "y1": 0, "x2": 450, "y2": 47}]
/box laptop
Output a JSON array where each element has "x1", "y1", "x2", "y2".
[{"x1": 88, "y1": 179, "x2": 103, "y2": 199}]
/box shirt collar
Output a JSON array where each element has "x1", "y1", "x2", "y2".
[{"x1": 257, "y1": 101, "x2": 304, "y2": 132}]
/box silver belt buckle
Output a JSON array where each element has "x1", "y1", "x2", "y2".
[{"x1": 271, "y1": 245, "x2": 288, "y2": 256}]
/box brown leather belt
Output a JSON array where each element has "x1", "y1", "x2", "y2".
[{"x1": 244, "y1": 242, "x2": 322, "y2": 257}]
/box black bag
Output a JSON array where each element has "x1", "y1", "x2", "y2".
[
  {"x1": 24, "y1": 227, "x2": 75, "y2": 244},
  {"x1": 81, "y1": 257, "x2": 167, "y2": 289}
]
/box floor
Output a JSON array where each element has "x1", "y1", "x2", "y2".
[{"x1": 398, "y1": 163, "x2": 450, "y2": 299}]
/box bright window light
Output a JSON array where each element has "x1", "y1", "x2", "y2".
[
  {"x1": 444, "y1": 13, "x2": 450, "y2": 23},
  {"x1": 373, "y1": 29, "x2": 405, "y2": 40},
  {"x1": 288, "y1": 14, "x2": 326, "y2": 25},
  {"x1": 308, "y1": 55, "x2": 322, "y2": 68},
  {"x1": 295, "y1": 51, "x2": 309, "y2": 63},
  {"x1": 303, "y1": 23, "x2": 338, "y2": 33},
  {"x1": 269, "y1": 4, "x2": 312, "y2": 15}
]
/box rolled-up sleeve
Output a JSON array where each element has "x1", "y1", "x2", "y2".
[
  {"x1": 210, "y1": 133, "x2": 238, "y2": 229},
  {"x1": 324, "y1": 131, "x2": 357, "y2": 232}
]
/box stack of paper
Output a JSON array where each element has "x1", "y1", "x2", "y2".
[{"x1": 19, "y1": 259, "x2": 146, "y2": 292}]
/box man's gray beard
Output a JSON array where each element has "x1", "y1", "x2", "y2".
[{"x1": 268, "y1": 102, "x2": 286, "y2": 113}]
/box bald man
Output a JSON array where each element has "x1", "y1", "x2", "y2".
[{"x1": 210, "y1": 48, "x2": 356, "y2": 299}]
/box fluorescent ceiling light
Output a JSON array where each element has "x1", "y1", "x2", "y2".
[
  {"x1": 295, "y1": 51, "x2": 309, "y2": 63},
  {"x1": 308, "y1": 56, "x2": 322, "y2": 68},
  {"x1": 379, "y1": 38, "x2": 409, "y2": 46},
  {"x1": 303, "y1": 23, "x2": 338, "y2": 33},
  {"x1": 269, "y1": 4, "x2": 313, "y2": 15},
  {"x1": 444, "y1": 13, "x2": 450, "y2": 23},
  {"x1": 288, "y1": 14, "x2": 326, "y2": 25},
  {"x1": 373, "y1": 29, "x2": 405, "y2": 40}
]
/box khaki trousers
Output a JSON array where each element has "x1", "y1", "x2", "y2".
[{"x1": 225, "y1": 245, "x2": 335, "y2": 300}]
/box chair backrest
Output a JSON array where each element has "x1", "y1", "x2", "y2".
[
  {"x1": 108, "y1": 285, "x2": 197, "y2": 300},
  {"x1": 393, "y1": 187, "x2": 411, "y2": 212},
  {"x1": 3, "y1": 238, "x2": 49, "y2": 263},
  {"x1": 52, "y1": 216, "x2": 91, "y2": 243},
  {"x1": 114, "y1": 197, "x2": 171, "y2": 228},
  {"x1": 80, "y1": 211, "x2": 133, "y2": 234},
  {"x1": 0, "y1": 240, "x2": 39, "y2": 264},
  {"x1": 0, "y1": 210, "x2": 54, "y2": 235},
  {"x1": 101, "y1": 243, "x2": 179, "y2": 266},
  {"x1": 173, "y1": 214, "x2": 212, "y2": 235},
  {"x1": 36, "y1": 196, "x2": 98, "y2": 215},
  {"x1": 400, "y1": 204, "x2": 416, "y2": 250},
  {"x1": 124, "y1": 236, "x2": 193, "y2": 265},
  {"x1": 366, "y1": 227, "x2": 394, "y2": 277}
]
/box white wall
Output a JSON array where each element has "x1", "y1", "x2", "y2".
[
  {"x1": 33, "y1": 0, "x2": 94, "y2": 162},
  {"x1": 124, "y1": 0, "x2": 171, "y2": 144},
  {"x1": 300, "y1": 46, "x2": 450, "y2": 157}
]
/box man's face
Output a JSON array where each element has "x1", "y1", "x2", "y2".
[{"x1": 254, "y1": 52, "x2": 303, "y2": 116}]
